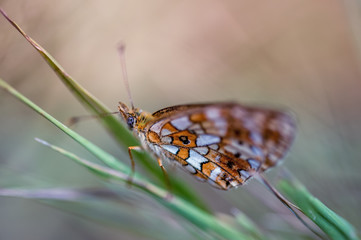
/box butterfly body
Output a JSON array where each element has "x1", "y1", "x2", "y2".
[{"x1": 118, "y1": 102, "x2": 296, "y2": 190}]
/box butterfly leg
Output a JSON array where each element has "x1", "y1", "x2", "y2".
[
  {"x1": 127, "y1": 146, "x2": 142, "y2": 187},
  {"x1": 157, "y1": 158, "x2": 173, "y2": 200},
  {"x1": 128, "y1": 147, "x2": 172, "y2": 199}
]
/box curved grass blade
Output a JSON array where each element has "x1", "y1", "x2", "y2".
[
  {"x1": 0, "y1": 187, "x2": 207, "y2": 240},
  {"x1": 0, "y1": 78, "x2": 127, "y2": 173},
  {"x1": 34, "y1": 138, "x2": 255, "y2": 240},
  {"x1": 231, "y1": 209, "x2": 268, "y2": 240},
  {"x1": 1, "y1": 77, "x2": 250, "y2": 237},
  {"x1": 0, "y1": 187, "x2": 119, "y2": 201},
  {"x1": 0, "y1": 8, "x2": 207, "y2": 211},
  {"x1": 277, "y1": 174, "x2": 359, "y2": 240}
]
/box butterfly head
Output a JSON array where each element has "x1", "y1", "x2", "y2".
[{"x1": 118, "y1": 102, "x2": 153, "y2": 131}]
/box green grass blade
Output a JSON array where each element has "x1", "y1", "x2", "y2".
[
  {"x1": 0, "y1": 78, "x2": 126, "y2": 172},
  {"x1": 232, "y1": 209, "x2": 267, "y2": 240},
  {"x1": 0, "y1": 8, "x2": 207, "y2": 210},
  {"x1": 34, "y1": 138, "x2": 151, "y2": 190},
  {"x1": 277, "y1": 175, "x2": 360, "y2": 240},
  {"x1": 34, "y1": 137, "x2": 255, "y2": 239},
  {"x1": 0, "y1": 187, "x2": 207, "y2": 240}
]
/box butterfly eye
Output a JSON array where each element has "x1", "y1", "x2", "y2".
[{"x1": 127, "y1": 116, "x2": 135, "y2": 129}]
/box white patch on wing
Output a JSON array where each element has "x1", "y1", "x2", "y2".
[
  {"x1": 267, "y1": 153, "x2": 279, "y2": 163},
  {"x1": 206, "y1": 108, "x2": 221, "y2": 119},
  {"x1": 230, "y1": 181, "x2": 239, "y2": 187},
  {"x1": 247, "y1": 159, "x2": 261, "y2": 170},
  {"x1": 150, "y1": 145, "x2": 163, "y2": 157},
  {"x1": 150, "y1": 120, "x2": 165, "y2": 134},
  {"x1": 282, "y1": 123, "x2": 294, "y2": 136},
  {"x1": 194, "y1": 147, "x2": 209, "y2": 155},
  {"x1": 189, "y1": 123, "x2": 201, "y2": 130},
  {"x1": 193, "y1": 129, "x2": 205, "y2": 135},
  {"x1": 201, "y1": 119, "x2": 227, "y2": 136},
  {"x1": 196, "y1": 134, "x2": 220, "y2": 146},
  {"x1": 188, "y1": 123, "x2": 205, "y2": 135},
  {"x1": 186, "y1": 150, "x2": 208, "y2": 170},
  {"x1": 252, "y1": 112, "x2": 266, "y2": 125},
  {"x1": 231, "y1": 106, "x2": 247, "y2": 119},
  {"x1": 214, "y1": 119, "x2": 227, "y2": 127},
  {"x1": 251, "y1": 146, "x2": 263, "y2": 157},
  {"x1": 161, "y1": 136, "x2": 173, "y2": 144},
  {"x1": 229, "y1": 140, "x2": 254, "y2": 157},
  {"x1": 209, "y1": 167, "x2": 221, "y2": 181},
  {"x1": 209, "y1": 144, "x2": 219, "y2": 150},
  {"x1": 161, "y1": 128, "x2": 172, "y2": 136},
  {"x1": 249, "y1": 132, "x2": 263, "y2": 145},
  {"x1": 171, "y1": 116, "x2": 192, "y2": 130},
  {"x1": 162, "y1": 145, "x2": 179, "y2": 154},
  {"x1": 214, "y1": 120, "x2": 228, "y2": 136},
  {"x1": 189, "y1": 123, "x2": 205, "y2": 134},
  {"x1": 266, "y1": 140, "x2": 276, "y2": 149},
  {"x1": 239, "y1": 170, "x2": 250, "y2": 181}
]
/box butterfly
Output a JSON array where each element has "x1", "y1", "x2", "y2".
[{"x1": 118, "y1": 102, "x2": 296, "y2": 190}]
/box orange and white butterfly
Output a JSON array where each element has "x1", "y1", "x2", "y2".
[{"x1": 118, "y1": 102, "x2": 296, "y2": 190}]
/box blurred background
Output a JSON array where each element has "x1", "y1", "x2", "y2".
[{"x1": 0, "y1": 1, "x2": 360, "y2": 239}]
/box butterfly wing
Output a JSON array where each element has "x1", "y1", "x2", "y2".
[{"x1": 145, "y1": 103, "x2": 296, "y2": 190}]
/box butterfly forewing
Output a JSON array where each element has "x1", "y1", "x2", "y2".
[{"x1": 143, "y1": 103, "x2": 296, "y2": 190}]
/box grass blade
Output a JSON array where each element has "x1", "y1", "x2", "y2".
[
  {"x1": 232, "y1": 209, "x2": 268, "y2": 240},
  {"x1": 277, "y1": 174, "x2": 360, "y2": 240},
  {"x1": 0, "y1": 8, "x2": 206, "y2": 209},
  {"x1": 0, "y1": 78, "x2": 127, "y2": 172},
  {"x1": 34, "y1": 137, "x2": 255, "y2": 239}
]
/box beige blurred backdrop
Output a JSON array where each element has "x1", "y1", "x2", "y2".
[{"x1": 1, "y1": 1, "x2": 361, "y2": 239}]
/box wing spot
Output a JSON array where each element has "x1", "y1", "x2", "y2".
[
  {"x1": 234, "y1": 129, "x2": 241, "y2": 136},
  {"x1": 226, "y1": 161, "x2": 235, "y2": 169},
  {"x1": 179, "y1": 136, "x2": 190, "y2": 145}
]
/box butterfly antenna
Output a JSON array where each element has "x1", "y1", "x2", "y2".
[
  {"x1": 118, "y1": 42, "x2": 135, "y2": 110},
  {"x1": 256, "y1": 173, "x2": 326, "y2": 239}
]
